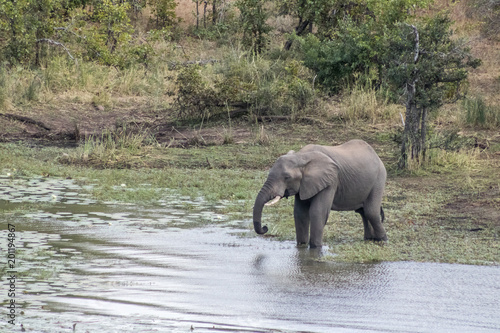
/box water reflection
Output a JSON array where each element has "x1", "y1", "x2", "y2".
[{"x1": 0, "y1": 175, "x2": 499, "y2": 332}]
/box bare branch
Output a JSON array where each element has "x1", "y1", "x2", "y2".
[
  {"x1": 405, "y1": 24, "x2": 420, "y2": 64},
  {"x1": 0, "y1": 113, "x2": 51, "y2": 131},
  {"x1": 36, "y1": 38, "x2": 77, "y2": 64}
]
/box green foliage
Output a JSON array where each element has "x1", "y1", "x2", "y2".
[
  {"x1": 236, "y1": 0, "x2": 271, "y2": 53},
  {"x1": 300, "y1": 21, "x2": 376, "y2": 93},
  {"x1": 0, "y1": 0, "x2": 154, "y2": 68},
  {"x1": 295, "y1": 0, "x2": 434, "y2": 92},
  {"x1": 84, "y1": 0, "x2": 134, "y2": 65},
  {"x1": 384, "y1": 16, "x2": 481, "y2": 110},
  {"x1": 280, "y1": 0, "x2": 432, "y2": 42},
  {"x1": 297, "y1": 6, "x2": 481, "y2": 169},
  {"x1": 148, "y1": 0, "x2": 178, "y2": 28},
  {"x1": 172, "y1": 55, "x2": 317, "y2": 120},
  {"x1": 0, "y1": 0, "x2": 66, "y2": 64},
  {"x1": 174, "y1": 65, "x2": 220, "y2": 119}
]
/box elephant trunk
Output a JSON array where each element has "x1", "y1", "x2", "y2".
[{"x1": 253, "y1": 183, "x2": 275, "y2": 235}]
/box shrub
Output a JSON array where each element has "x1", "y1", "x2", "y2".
[
  {"x1": 215, "y1": 55, "x2": 316, "y2": 117},
  {"x1": 174, "y1": 65, "x2": 220, "y2": 119},
  {"x1": 0, "y1": 0, "x2": 67, "y2": 65},
  {"x1": 171, "y1": 54, "x2": 317, "y2": 120}
]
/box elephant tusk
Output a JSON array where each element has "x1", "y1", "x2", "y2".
[{"x1": 265, "y1": 196, "x2": 281, "y2": 206}]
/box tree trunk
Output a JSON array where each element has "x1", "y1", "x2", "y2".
[
  {"x1": 399, "y1": 101, "x2": 428, "y2": 169},
  {"x1": 398, "y1": 23, "x2": 427, "y2": 170},
  {"x1": 212, "y1": 0, "x2": 217, "y2": 25},
  {"x1": 203, "y1": 1, "x2": 207, "y2": 29},
  {"x1": 196, "y1": 1, "x2": 199, "y2": 29},
  {"x1": 420, "y1": 107, "x2": 428, "y2": 161},
  {"x1": 284, "y1": 19, "x2": 311, "y2": 51}
]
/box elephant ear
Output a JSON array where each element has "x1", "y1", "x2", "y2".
[{"x1": 299, "y1": 151, "x2": 338, "y2": 201}]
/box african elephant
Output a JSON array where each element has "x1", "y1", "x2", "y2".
[{"x1": 253, "y1": 139, "x2": 387, "y2": 248}]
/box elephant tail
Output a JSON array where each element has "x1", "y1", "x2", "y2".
[{"x1": 380, "y1": 207, "x2": 385, "y2": 223}]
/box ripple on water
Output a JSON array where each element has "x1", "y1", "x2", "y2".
[{"x1": 3, "y1": 173, "x2": 498, "y2": 333}]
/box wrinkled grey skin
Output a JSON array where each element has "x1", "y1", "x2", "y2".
[{"x1": 253, "y1": 140, "x2": 387, "y2": 248}]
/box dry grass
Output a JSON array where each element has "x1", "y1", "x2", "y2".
[
  {"x1": 443, "y1": 0, "x2": 500, "y2": 107},
  {"x1": 467, "y1": 39, "x2": 500, "y2": 106},
  {"x1": 419, "y1": 0, "x2": 500, "y2": 109},
  {"x1": 0, "y1": 53, "x2": 181, "y2": 116},
  {"x1": 339, "y1": 83, "x2": 404, "y2": 124},
  {"x1": 176, "y1": 0, "x2": 197, "y2": 27}
]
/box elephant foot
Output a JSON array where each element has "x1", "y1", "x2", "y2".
[
  {"x1": 308, "y1": 242, "x2": 323, "y2": 249},
  {"x1": 297, "y1": 242, "x2": 309, "y2": 248},
  {"x1": 364, "y1": 235, "x2": 388, "y2": 242}
]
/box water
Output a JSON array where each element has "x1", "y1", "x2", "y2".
[{"x1": 1, "y1": 175, "x2": 499, "y2": 332}]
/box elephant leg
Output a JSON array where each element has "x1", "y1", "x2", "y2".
[
  {"x1": 294, "y1": 196, "x2": 310, "y2": 246},
  {"x1": 362, "y1": 186, "x2": 388, "y2": 241},
  {"x1": 363, "y1": 205, "x2": 387, "y2": 242},
  {"x1": 309, "y1": 187, "x2": 336, "y2": 248},
  {"x1": 355, "y1": 208, "x2": 376, "y2": 240}
]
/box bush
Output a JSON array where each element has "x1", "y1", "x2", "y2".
[
  {"x1": 171, "y1": 53, "x2": 318, "y2": 120},
  {"x1": 148, "y1": 0, "x2": 178, "y2": 28},
  {"x1": 173, "y1": 65, "x2": 220, "y2": 119},
  {"x1": 298, "y1": 22, "x2": 377, "y2": 93}
]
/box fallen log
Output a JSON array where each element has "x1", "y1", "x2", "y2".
[{"x1": 0, "y1": 113, "x2": 51, "y2": 131}]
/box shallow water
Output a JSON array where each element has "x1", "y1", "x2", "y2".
[{"x1": 1, "y1": 176, "x2": 499, "y2": 332}]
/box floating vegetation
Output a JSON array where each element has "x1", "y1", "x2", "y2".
[
  {"x1": 0, "y1": 173, "x2": 229, "y2": 229},
  {"x1": 0, "y1": 174, "x2": 96, "y2": 205}
]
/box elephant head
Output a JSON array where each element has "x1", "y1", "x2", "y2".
[{"x1": 253, "y1": 150, "x2": 338, "y2": 235}]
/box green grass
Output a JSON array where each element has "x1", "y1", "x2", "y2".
[
  {"x1": 1, "y1": 125, "x2": 498, "y2": 265},
  {"x1": 323, "y1": 176, "x2": 499, "y2": 264},
  {"x1": 462, "y1": 95, "x2": 500, "y2": 128},
  {"x1": 0, "y1": 141, "x2": 269, "y2": 203},
  {"x1": 258, "y1": 168, "x2": 499, "y2": 265}
]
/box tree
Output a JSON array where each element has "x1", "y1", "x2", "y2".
[
  {"x1": 148, "y1": 0, "x2": 178, "y2": 28},
  {"x1": 282, "y1": 0, "x2": 431, "y2": 50},
  {"x1": 297, "y1": 0, "x2": 433, "y2": 91},
  {"x1": 93, "y1": 0, "x2": 133, "y2": 54},
  {"x1": 383, "y1": 16, "x2": 481, "y2": 169},
  {"x1": 236, "y1": 0, "x2": 271, "y2": 53},
  {"x1": 0, "y1": 0, "x2": 69, "y2": 65}
]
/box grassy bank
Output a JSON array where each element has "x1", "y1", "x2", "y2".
[{"x1": 1, "y1": 120, "x2": 498, "y2": 265}]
